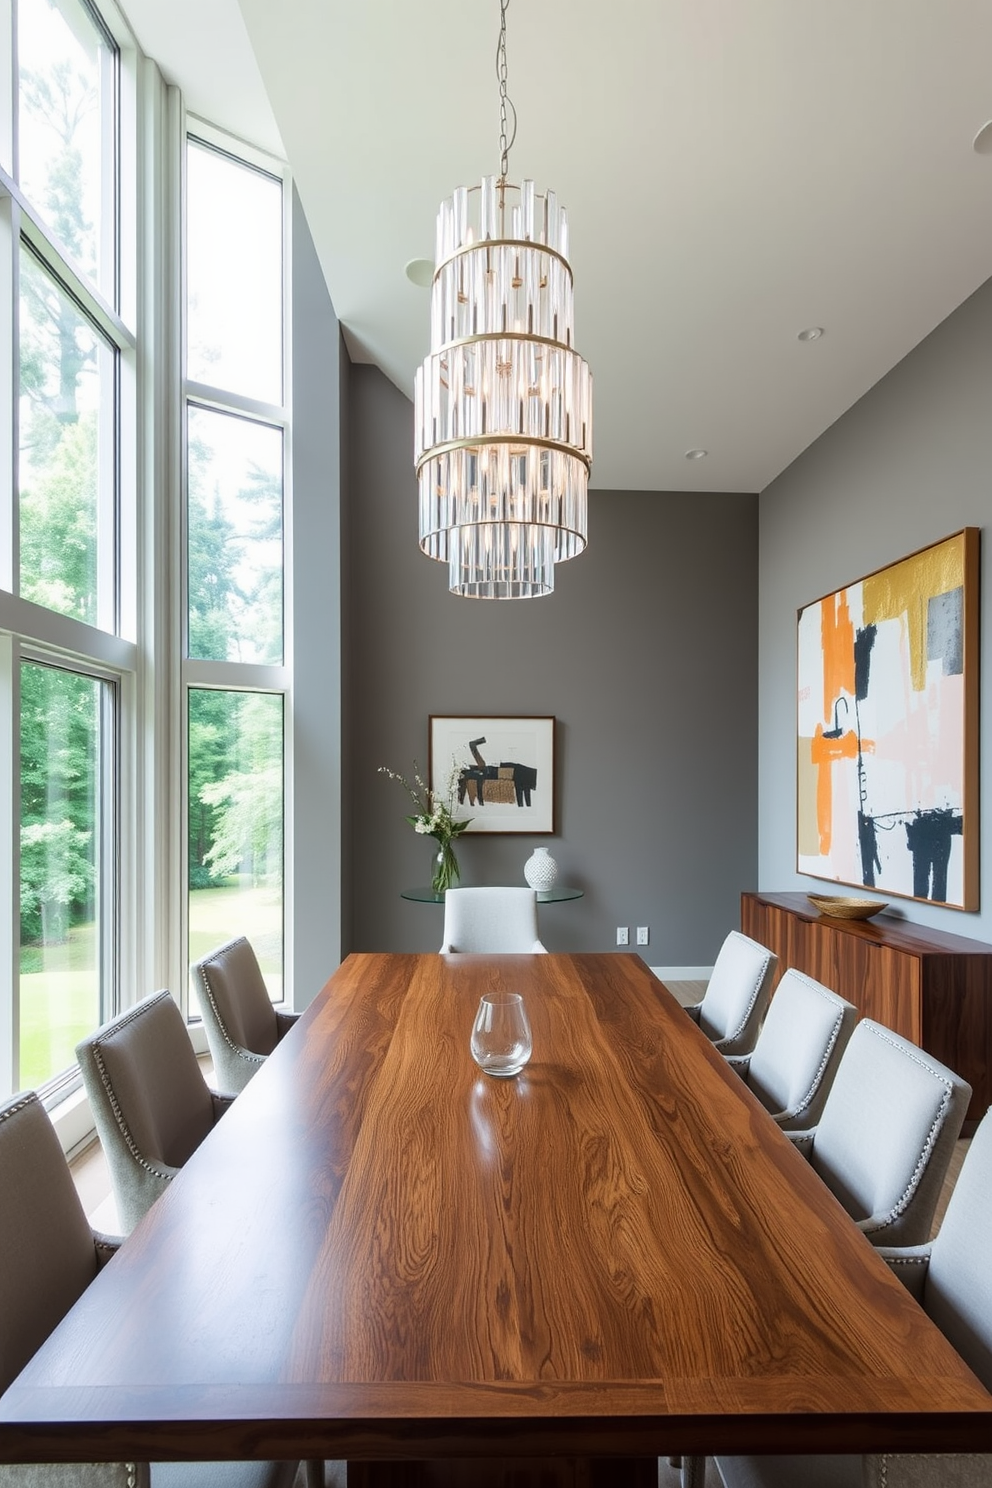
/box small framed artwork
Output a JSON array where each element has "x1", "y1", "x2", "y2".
[
  {"x1": 797, "y1": 528, "x2": 979, "y2": 909},
  {"x1": 429, "y1": 715, "x2": 556, "y2": 834}
]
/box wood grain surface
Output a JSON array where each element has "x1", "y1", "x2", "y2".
[
  {"x1": 742, "y1": 892, "x2": 992, "y2": 1120},
  {"x1": 1, "y1": 952, "x2": 990, "y2": 1464}
]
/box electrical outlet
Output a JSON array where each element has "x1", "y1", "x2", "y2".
[
  {"x1": 616, "y1": 926, "x2": 629, "y2": 946},
  {"x1": 636, "y1": 926, "x2": 649, "y2": 945}
]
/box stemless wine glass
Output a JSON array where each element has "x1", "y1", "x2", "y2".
[{"x1": 470, "y1": 992, "x2": 533, "y2": 1077}]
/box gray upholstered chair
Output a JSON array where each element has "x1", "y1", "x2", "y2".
[
  {"x1": 76, "y1": 990, "x2": 236, "y2": 1234},
  {"x1": 439, "y1": 886, "x2": 547, "y2": 953},
  {"x1": 724, "y1": 969, "x2": 858, "y2": 1129},
  {"x1": 0, "y1": 1089, "x2": 300, "y2": 1488},
  {"x1": 191, "y1": 935, "x2": 298, "y2": 1093},
  {"x1": 786, "y1": 1018, "x2": 971, "y2": 1246},
  {"x1": 706, "y1": 1109, "x2": 992, "y2": 1488},
  {"x1": 683, "y1": 931, "x2": 777, "y2": 1056}
]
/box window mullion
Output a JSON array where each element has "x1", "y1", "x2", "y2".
[
  {"x1": 0, "y1": 193, "x2": 14, "y2": 594},
  {"x1": 0, "y1": 635, "x2": 17, "y2": 1095}
]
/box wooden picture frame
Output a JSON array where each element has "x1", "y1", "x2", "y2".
[
  {"x1": 796, "y1": 528, "x2": 980, "y2": 910},
  {"x1": 429, "y1": 716, "x2": 556, "y2": 834}
]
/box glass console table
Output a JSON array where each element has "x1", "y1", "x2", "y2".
[{"x1": 401, "y1": 885, "x2": 584, "y2": 905}]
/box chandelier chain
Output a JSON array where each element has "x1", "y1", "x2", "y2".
[{"x1": 496, "y1": 0, "x2": 517, "y2": 183}]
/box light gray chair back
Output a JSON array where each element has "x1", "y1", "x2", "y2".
[
  {"x1": 440, "y1": 887, "x2": 547, "y2": 954},
  {"x1": 730, "y1": 969, "x2": 857, "y2": 1129},
  {"x1": 684, "y1": 931, "x2": 777, "y2": 1055},
  {"x1": 795, "y1": 1018, "x2": 971, "y2": 1246},
  {"x1": 920, "y1": 1105, "x2": 992, "y2": 1387},
  {"x1": 191, "y1": 936, "x2": 296, "y2": 1093},
  {"x1": 710, "y1": 1112, "x2": 992, "y2": 1488},
  {"x1": 76, "y1": 991, "x2": 231, "y2": 1233}
]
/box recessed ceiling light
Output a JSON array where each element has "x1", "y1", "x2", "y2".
[
  {"x1": 797, "y1": 326, "x2": 824, "y2": 342},
  {"x1": 685, "y1": 448, "x2": 708, "y2": 460},
  {"x1": 973, "y1": 121, "x2": 992, "y2": 154},
  {"x1": 404, "y1": 257, "x2": 434, "y2": 288}
]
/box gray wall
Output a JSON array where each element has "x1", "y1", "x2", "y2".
[
  {"x1": 759, "y1": 276, "x2": 992, "y2": 943},
  {"x1": 344, "y1": 363, "x2": 759, "y2": 961}
]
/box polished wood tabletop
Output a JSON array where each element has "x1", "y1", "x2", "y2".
[{"x1": 1, "y1": 952, "x2": 991, "y2": 1466}]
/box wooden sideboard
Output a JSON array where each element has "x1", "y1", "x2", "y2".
[{"x1": 741, "y1": 891, "x2": 992, "y2": 1125}]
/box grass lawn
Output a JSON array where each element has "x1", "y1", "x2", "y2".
[
  {"x1": 188, "y1": 881, "x2": 283, "y2": 999},
  {"x1": 18, "y1": 920, "x2": 100, "y2": 1090},
  {"x1": 19, "y1": 881, "x2": 283, "y2": 1088}
]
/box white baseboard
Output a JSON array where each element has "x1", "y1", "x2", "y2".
[{"x1": 650, "y1": 966, "x2": 712, "y2": 981}]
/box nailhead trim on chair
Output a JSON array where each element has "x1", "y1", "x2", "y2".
[
  {"x1": 856, "y1": 1023, "x2": 953, "y2": 1237},
  {"x1": 0, "y1": 1091, "x2": 39, "y2": 1124},
  {"x1": 724, "y1": 949, "x2": 774, "y2": 1044},
  {"x1": 885, "y1": 1252, "x2": 931, "y2": 1270},
  {"x1": 782, "y1": 975, "x2": 847, "y2": 1122},
  {"x1": 89, "y1": 994, "x2": 178, "y2": 1182},
  {"x1": 193, "y1": 946, "x2": 266, "y2": 1069}
]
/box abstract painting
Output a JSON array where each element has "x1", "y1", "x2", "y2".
[
  {"x1": 797, "y1": 529, "x2": 979, "y2": 909},
  {"x1": 429, "y1": 716, "x2": 555, "y2": 834}
]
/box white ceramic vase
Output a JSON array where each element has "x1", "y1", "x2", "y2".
[{"x1": 524, "y1": 846, "x2": 558, "y2": 892}]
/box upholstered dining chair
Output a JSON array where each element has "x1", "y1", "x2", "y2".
[
  {"x1": 785, "y1": 1018, "x2": 970, "y2": 1247},
  {"x1": 439, "y1": 886, "x2": 548, "y2": 953},
  {"x1": 682, "y1": 931, "x2": 777, "y2": 1056},
  {"x1": 701, "y1": 1108, "x2": 992, "y2": 1488},
  {"x1": 0, "y1": 1089, "x2": 301, "y2": 1488},
  {"x1": 724, "y1": 969, "x2": 858, "y2": 1129},
  {"x1": 76, "y1": 990, "x2": 236, "y2": 1233},
  {"x1": 191, "y1": 935, "x2": 299, "y2": 1093}
]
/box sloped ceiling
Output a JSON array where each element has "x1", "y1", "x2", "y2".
[{"x1": 125, "y1": 0, "x2": 992, "y2": 492}]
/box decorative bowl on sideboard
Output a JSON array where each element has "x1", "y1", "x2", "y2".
[{"x1": 807, "y1": 893, "x2": 888, "y2": 920}]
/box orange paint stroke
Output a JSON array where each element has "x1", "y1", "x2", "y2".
[
  {"x1": 820, "y1": 590, "x2": 855, "y2": 724},
  {"x1": 810, "y1": 725, "x2": 875, "y2": 856}
]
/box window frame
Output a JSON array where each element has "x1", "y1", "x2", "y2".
[
  {"x1": 179, "y1": 117, "x2": 293, "y2": 1023},
  {"x1": 0, "y1": 0, "x2": 137, "y2": 1107}
]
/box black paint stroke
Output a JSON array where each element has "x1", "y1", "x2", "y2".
[
  {"x1": 858, "y1": 810, "x2": 881, "y2": 888},
  {"x1": 904, "y1": 808, "x2": 963, "y2": 902},
  {"x1": 854, "y1": 624, "x2": 876, "y2": 702}
]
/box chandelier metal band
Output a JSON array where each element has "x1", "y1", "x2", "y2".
[
  {"x1": 416, "y1": 433, "x2": 593, "y2": 471},
  {"x1": 433, "y1": 236, "x2": 574, "y2": 282}
]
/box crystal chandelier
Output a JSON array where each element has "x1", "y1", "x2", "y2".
[{"x1": 414, "y1": 0, "x2": 592, "y2": 599}]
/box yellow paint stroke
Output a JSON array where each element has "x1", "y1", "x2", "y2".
[
  {"x1": 862, "y1": 534, "x2": 964, "y2": 693},
  {"x1": 820, "y1": 589, "x2": 855, "y2": 723},
  {"x1": 810, "y1": 725, "x2": 874, "y2": 856}
]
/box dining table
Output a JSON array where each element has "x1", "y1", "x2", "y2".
[{"x1": 1, "y1": 951, "x2": 991, "y2": 1483}]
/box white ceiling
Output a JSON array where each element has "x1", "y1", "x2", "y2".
[{"x1": 121, "y1": 0, "x2": 992, "y2": 494}]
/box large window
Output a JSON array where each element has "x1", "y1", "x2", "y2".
[
  {"x1": 19, "y1": 660, "x2": 114, "y2": 1089},
  {"x1": 0, "y1": 4, "x2": 295, "y2": 1107},
  {"x1": 183, "y1": 131, "x2": 289, "y2": 1011},
  {"x1": 18, "y1": 243, "x2": 117, "y2": 627},
  {"x1": 188, "y1": 688, "x2": 284, "y2": 1004},
  {"x1": 16, "y1": 0, "x2": 117, "y2": 295},
  {"x1": 0, "y1": 0, "x2": 127, "y2": 1103}
]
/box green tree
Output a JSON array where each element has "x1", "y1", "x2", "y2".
[
  {"x1": 198, "y1": 694, "x2": 283, "y2": 886},
  {"x1": 19, "y1": 664, "x2": 98, "y2": 946}
]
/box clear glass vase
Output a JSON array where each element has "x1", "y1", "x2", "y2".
[{"x1": 432, "y1": 838, "x2": 460, "y2": 895}]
